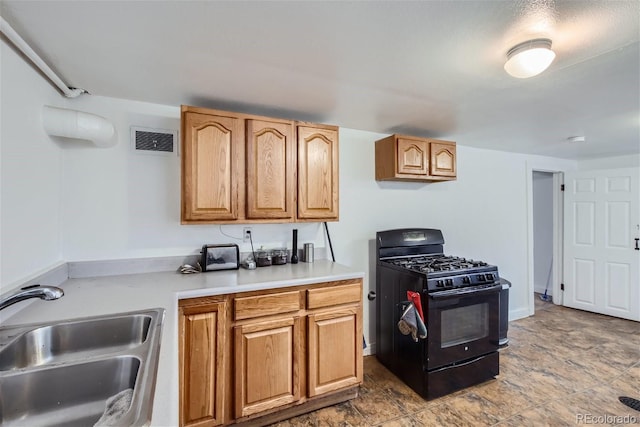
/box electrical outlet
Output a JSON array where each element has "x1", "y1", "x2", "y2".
[{"x1": 243, "y1": 227, "x2": 252, "y2": 243}]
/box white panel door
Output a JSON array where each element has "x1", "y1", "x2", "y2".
[{"x1": 563, "y1": 167, "x2": 639, "y2": 321}]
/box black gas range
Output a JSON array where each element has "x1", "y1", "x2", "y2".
[{"x1": 375, "y1": 228, "x2": 501, "y2": 400}]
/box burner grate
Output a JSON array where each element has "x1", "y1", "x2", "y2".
[{"x1": 386, "y1": 255, "x2": 488, "y2": 273}]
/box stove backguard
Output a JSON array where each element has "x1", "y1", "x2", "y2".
[{"x1": 377, "y1": 228, "x2": 444, "y2": 259}]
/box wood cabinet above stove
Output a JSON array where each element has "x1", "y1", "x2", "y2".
[{"x1": 375, "y1": 134, "x2": 456, "y2": 182}]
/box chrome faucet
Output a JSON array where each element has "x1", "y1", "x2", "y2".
[{"x1": 0, "y1": 284, "x2": 64, "y2": 311}]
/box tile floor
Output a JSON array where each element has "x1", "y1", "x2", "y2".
[{"x1": 273, "y1": 297, "x2": 640, "y2": 426}]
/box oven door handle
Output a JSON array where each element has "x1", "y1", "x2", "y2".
[{"x1": 429, "y1": 283, "x2": 502, "y2": 300}]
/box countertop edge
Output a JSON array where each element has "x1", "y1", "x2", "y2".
[{"x1": 175, "y1": 271, "x2": 364, "y2": 299}]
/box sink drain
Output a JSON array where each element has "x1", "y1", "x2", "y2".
[{"x1": 619, "y1": 396, "x2": 640, "y2": 412}]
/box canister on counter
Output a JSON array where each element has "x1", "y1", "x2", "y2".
[
  {"x1": 271, "y1": 248, "x2": 288, "y2": 265},
  {"x1": 302, "y1": 243, "x2": 314, "y2": 263},
  {"x1": 256, "y1": 250, "x2": 272, "y2": 267}
]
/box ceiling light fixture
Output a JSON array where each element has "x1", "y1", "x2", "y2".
[
  {"x1": 504, "y1": 38, "x2": 556, "y2": 78},
  {"x1": 567, "y1": 136, "x2": 586, "y2": 143}
]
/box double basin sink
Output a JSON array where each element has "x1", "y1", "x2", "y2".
[{"x1": 0, "y1": 308, "x2": 164, "y2": 426}]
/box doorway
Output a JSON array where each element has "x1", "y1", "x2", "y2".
[
  {"x1": 532, "y1": 172, "x2": 554, "y2": 311},
  {"x1": 526, "y1": 167, "x2": 564, "y2": 317}
]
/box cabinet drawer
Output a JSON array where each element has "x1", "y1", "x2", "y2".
[
  {"x1": 234, "y1": 291, "x2": 301, "y2": 320},
  {"x1": 307, "y1": 283, "x2": 361, "y2": 310}
]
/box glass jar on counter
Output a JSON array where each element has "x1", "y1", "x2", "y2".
[
  {"x1": 255, "y1": 250, "x2": 272, "y2": 267},
  {"x1": 271, "y1": 248, "x2": 288, "y2": 265}
]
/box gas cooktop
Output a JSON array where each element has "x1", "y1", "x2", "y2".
[
  {"x1": 385, "y1": 255, "x2": 489, "y2": 273},
  {"x1": 381, "y1": 254, "x2": 499, "y2": 292},
  {"x1": 376, "y1": 228, "x2": 501, "y2": 292}
]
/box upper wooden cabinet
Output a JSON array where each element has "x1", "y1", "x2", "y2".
[
  {"x1": 181, "y1": 106, "x2": 339, "y2": 224},
  {"x1": 182, "y1": 111, "x2": 243, "y2": 222},
  {"x1": 375, "y1": 134, "x2": 456, "y2": 182},
  {"x1": 297, "y1": 124, "x2": 339, "y2": 220},
  {"x1": 396, "y1": 136, "x2": 429, "y2": 177},
  {"x1": 430, "y1": 141, "x2": 456, "y2": 178},
  {"x1": 245, "y1": 118, "x2": 295, "y2": 220}
]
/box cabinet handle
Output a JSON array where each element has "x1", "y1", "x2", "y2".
[{"x1": 635, "y1": 238, "x2": 639, "y2": 251}]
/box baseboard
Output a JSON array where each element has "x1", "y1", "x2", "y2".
[
  {"x1": 364, "y1": 342, "x2": 376, "y2": 356},
  {"x1": 534, "y1": 286, "x2": 552, "y2": 296},
  {"x1": 235, "y1": 387, "x2": 359, "y2": 426},
  {"x1": 509, "y1": 306, "x2": 530, "y2": 321}
]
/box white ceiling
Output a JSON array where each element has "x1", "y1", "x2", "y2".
[{"x1": 2, "y1": 0, "x2": 639, "y2": 159}]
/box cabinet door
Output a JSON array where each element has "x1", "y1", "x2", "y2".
[
  {"x1": 182, "y1": 112, "x2": 243, "y2": 222},
  {"x1": 245, "y1": 119, "x2": 295, "y2": 220},
  {"x1": 179, "y1": 299, "x2": 227, "y2": 427},
  {"x1": 307, "y1": 306, "x2": 363, "y2": 397},
  {"x1": 297, "y1": 125, "x2": 339, "y2": 220},
  {"x1": 234, "y1": 316, "x2": 302, "y2": 418},
  {"x1": 397, "y1": 137, "x2": 429, "y2": 177},
  {"x1": 430, "y1": 141, "x2": 456, "y2": 178}
]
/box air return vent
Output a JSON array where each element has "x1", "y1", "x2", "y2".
[{"x1": 131, "y1": 126, "x2": 178, "y2": 155}]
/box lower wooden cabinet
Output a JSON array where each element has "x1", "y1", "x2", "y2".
[
  {"x1": 178, "y1": 279, "x2": 363, "y2": 427},
  {"x1": 179, "y1": 297, "x2": 227, "y2": 427},
  {"x1": 307, "y1": 306, "x2": 362, "y2": 397},
  {"x1": 234, "y1": 316, "x2": 302, "y2": 417}
]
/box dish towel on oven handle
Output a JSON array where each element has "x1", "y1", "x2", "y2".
[
  {"x1": 406, "y1": 290, "x2": 427, "y2": 340},
  {"x1": 398, "y1": 302, "x2": 427, "y2": 342},
  {"x1": 406, "y1": 291, "x2": 425, "y2": 321}
]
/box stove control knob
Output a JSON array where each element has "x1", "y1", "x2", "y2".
[
  {"x1": 477, "y1": 274, "x2": 485, "y2": 281},
  {"x1": 436, "y1": 280, "x2": 445, "y2": 287},
  {"x1": 486, "y1": 273, "x2": 494, "y2": 280},
  {"x1": 445, "y1": 278, "x2": 453, "y2": 287},
  {"x1": 462, "y1": 276, "x2": 470, "y2": 284}
]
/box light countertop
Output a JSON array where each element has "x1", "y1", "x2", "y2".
[{"x1": 2, "y1": 260, "x2": 364, "y2": 427}]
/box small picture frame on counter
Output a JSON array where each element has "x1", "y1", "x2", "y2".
[{"x1": 200, "y1": 244, "x2": 240, "y2": 271}]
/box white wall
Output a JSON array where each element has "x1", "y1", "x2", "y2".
[
  {"x1": 333, "y1": 129, "x2": 577, "y2": 345},
  {"x1": 532, "y1": 172, "x2": 553, "y2": 295},
  {"x1": 1, "y1": 50, "x2": 582, "y2": 349},
  {"x1": 0, "y1": 42, "x2": 68, "y2": 290},
  {"x1": 578, "y1": 154, "x2": 640, "y2": 169},
  {"x1": 59, "y1": 96, "x2": 325, "y2": 261}
]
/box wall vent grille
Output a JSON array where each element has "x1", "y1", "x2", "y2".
[{"x1": 131, "y1": 126, "x2": 178, "y2": 155}]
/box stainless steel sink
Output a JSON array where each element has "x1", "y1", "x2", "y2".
[
  {"x1": 0, "y1": 308, "x2": 164, "y2": 427},
  {"x1": 0, "y1": 356, "x2": 140, "y2": 427},
  {"x1": 0, "y1": 314, "x2": 152, "y2": 370}
]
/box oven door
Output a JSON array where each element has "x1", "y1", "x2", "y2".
[{"x1": 426, "y1": 284, "x2": 501, "y2": 370}]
